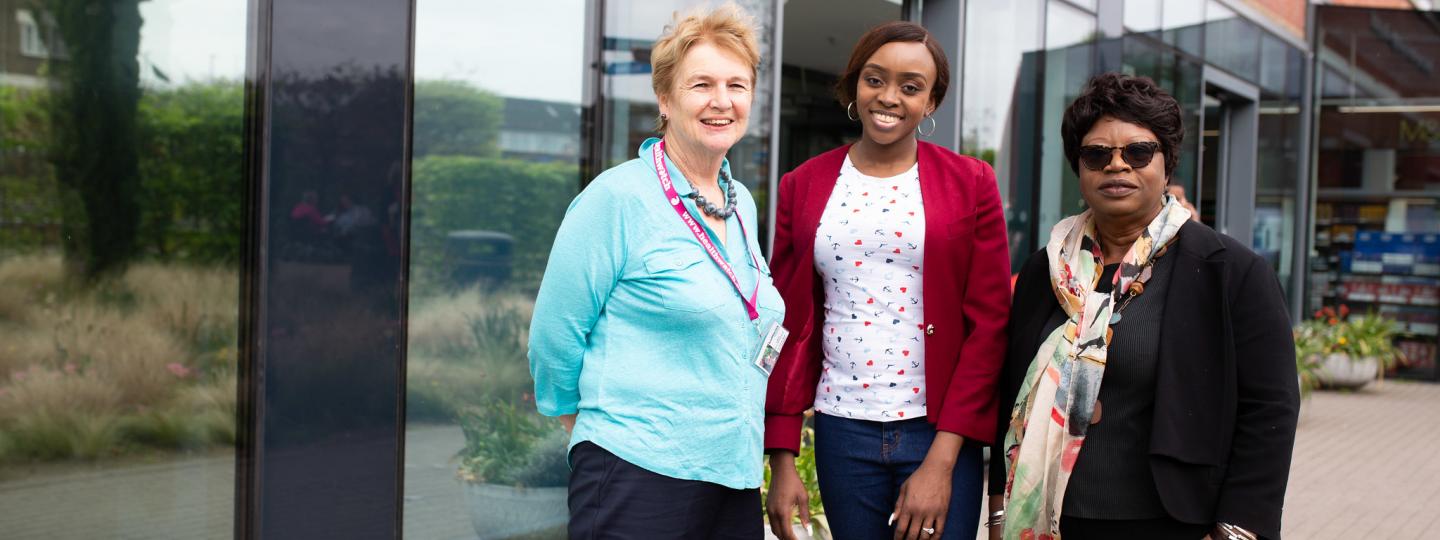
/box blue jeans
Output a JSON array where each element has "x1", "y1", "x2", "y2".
[{"x1": 813, "y1": 413, "x2": 984, "y2": 540}]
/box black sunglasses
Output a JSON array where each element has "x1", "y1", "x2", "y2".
[{"x1": 1077, "y1": 141, "x2": 1161, "y2": 171}]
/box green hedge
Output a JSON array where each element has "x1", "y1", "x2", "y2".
[
  {"x1": 0, "y1": 83, "x2": 245, "y2": 264},
  {"x1": 410, "y1": 156, "x2": 578, "y2": 291}
]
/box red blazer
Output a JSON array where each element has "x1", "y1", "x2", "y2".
[{"x1": 763, "y1": 142, "x2": 1012, "y2": 453}]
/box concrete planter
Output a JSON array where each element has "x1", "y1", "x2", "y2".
[
  {"x1": 462, "y1": 482, "x2": 568, "y2": 540},
  {"x1": 1315, "y1": 353, "x2": 1379, "y2": 390}
]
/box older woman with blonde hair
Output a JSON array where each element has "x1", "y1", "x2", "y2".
[{"x1": 528, "y1": 3, "x2": 786, "y2": 538}]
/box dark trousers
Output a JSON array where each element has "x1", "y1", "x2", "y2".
[
  {"x1": 812, "y1": 413, "x2": 985, "y2": 540},
  {"x1": 567, "y1": 441, "x2": 762, "y2": 539},
  {"x1": 1058, "y1": 515, "x2": 1211, "y2": 539}
]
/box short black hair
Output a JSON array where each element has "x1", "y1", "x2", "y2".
[{"x1": 1061, "y1": 73, "x2": 1184, "y2": 179}]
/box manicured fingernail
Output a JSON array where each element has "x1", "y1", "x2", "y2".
[{"x1": 888, "y1": 513, "x2": 896, "y2": 526}]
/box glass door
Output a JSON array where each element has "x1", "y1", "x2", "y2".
[
  {"x1": 776, "y1": 0, "x2": 906, "y2": 176},
  {"x1": 1198, "y1": 69, "x2": 1260, "y2": 241}
]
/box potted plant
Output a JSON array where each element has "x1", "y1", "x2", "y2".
[
  {"x1": 1293, "y1": 320, "x2": 1326, "y2": 396},
  {"x1": 456, "y1": 400, "x2": 569, "y2": 540},
  {"x1": 1306, "y1": 305, "x2": 1403, "y2": 390}
]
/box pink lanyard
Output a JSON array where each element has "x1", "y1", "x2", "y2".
[{"x1": 652, "y1": 140, "x2": 760, "y2": 321}]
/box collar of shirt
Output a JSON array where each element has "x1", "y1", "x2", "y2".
[{"x1": 638, "y1": 137, "x2": 734, "y2": 200}]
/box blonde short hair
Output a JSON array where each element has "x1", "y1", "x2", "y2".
[{"x1": 650, "y1": 2, "x2": 761, "y2": 133}]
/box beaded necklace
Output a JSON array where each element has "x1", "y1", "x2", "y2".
[
  {"x1": 683, "y1": 169, "x2": 738, "y2": 219},
  {"x1": 1107, "y1": 243, "x2": 1168, "y2": 326}
]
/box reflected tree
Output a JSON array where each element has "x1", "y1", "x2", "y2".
[
  {"x1": 413, "y1": 80, "x2": 502, "y2": 159},
  {"x1": 42, "y1": 0, "x2": 144, "y2": 280}
]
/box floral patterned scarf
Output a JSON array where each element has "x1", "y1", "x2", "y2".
[{"x1": 1000, "y1": 195, "x2": 1190, "y2": 539}]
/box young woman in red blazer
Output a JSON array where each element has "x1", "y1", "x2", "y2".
[{"x1": 763, "y1": 21, "x2": 1011, "y2": 540}]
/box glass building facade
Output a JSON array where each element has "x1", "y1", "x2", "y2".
[{"x1": 0, "y1": 1, "x2": 1433, "y2": 539}]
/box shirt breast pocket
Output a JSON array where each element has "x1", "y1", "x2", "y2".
[{"x1": 643, "y1": 250, "x2": 728, "y2": 313}]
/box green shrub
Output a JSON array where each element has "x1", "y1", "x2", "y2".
[
  {"x1": 2, "y1": 411, "x2": 123, "y2": 461},
  {"x1": 119, "y1": 408, "x2": 212, "y2": 451},
  {"x1": 414, "y1": 81, "x2": 502, "y2": 159},
  {"x1": 406, "y1": 287, "x2": 537, "y2": 421},
  {"x1": 0, "y1": 81, "x2": 245, "y2": 266},
  {"x1": 136, "y1": 82, "x2": 246, "y2": 264},
  {"x1": 763, "y1": 420, "x2": 827, "y2": 530},
  {"x1": 411, "y1": 156, "x2": 577, "y2": 292},
  {"x1": 456, "y1": 400, "x2": 566, "y2": 487}
]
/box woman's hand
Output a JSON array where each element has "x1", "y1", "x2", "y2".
[
  {"x1": 766, "y1": 451, "x2": 810, "y2": 540},
  {"x1": 892, "y1": 460, "x2": 952, "y2": 540},
  {"x1": 893, "y1": 432, "x2": 964, "y2": 540},
  {"x1": 559, "y1": 414, "x2": 576, "y2": 435},
  {"x1": 986, "y1": 495, "x2": 1004, "y2": 540}
]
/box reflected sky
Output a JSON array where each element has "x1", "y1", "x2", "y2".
[
  {"x1": 138, "y1": 0, "x2": 247, "y2": 85},
  {"x1": 416, "y1": 0, "x2": 586, "y2": 103},
  {"x1": 137, "y1": 0, "x2": 589, "y2": 103}
]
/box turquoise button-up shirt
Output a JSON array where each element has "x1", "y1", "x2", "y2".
[{"x1": 528, "y1": 138, "x2": 785, "y2": 489}]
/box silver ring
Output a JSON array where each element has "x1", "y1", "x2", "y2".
[{"x1": 922, "y1": 527, "x2": 936, "y2": 535}]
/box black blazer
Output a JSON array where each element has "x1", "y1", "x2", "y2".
[{"x1": 989, "y1": 220, "x2": 1299, "y2": 540}]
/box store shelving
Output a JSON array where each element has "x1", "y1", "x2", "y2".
[{"x1": 1312, "y1": 199, "x2": 1440, "y2": 381}]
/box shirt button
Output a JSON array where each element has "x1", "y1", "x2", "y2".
[{"x1": 925, "y1": 324, "x2": 935, "y2": 336}]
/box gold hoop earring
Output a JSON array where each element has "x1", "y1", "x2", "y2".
[
  {"x1": 917, "y1": 115, "x2": 937, "y2": 137},
  {"x1": 846, "y1": 101, "x2": 858, "y2": 122}
]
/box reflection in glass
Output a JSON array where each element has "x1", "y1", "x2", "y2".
[
  {"x1": 778, "y1": 0, "x2": 900, "y2": 175},
  {"x1": 1310, "y1": 5, "x2": 1440, "y2": 374},
  {"x1": 404, "y1": 1, "x2": 584, "y2": 539},
  {"x1": 1124, "y1": 0, "x2": 1163, "y2": 34},
  {"x1": 1203, "y1": 1, "x2": 1260, "y2": 83},
  {"x1": 963, "y1": 0, "x2": 1043, "y2": 267},
  {"x1": 0, "y1": 0, "x2": 244, "y2": 537},
  {"x1": 602, "y1": 0, "x2": 775, "y2": 245},
  {"x1": 1046, "y1": 1, "x2": 1097, "y2": 50},
  {"x1": 1162, "y1": 0, "x2": 1204, "y2": 58},
  {"x1": 1036, "y1": 1, "x2": 1097, "y2": 246},
  {"x1": 1255, "y1": 37, "x2": 1305, "y2": 300},
  {"x1": 1121, "y1": 34, "x2": 1203, "y2": 206}
]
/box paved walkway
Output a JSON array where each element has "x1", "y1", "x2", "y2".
[
  {"x1": 968, "y1": 380, "x2": 1440, "y2": 539},
  {"x1": 1281, "y1": 380, "x2": 1440, "y2": 539},
  {"x1": 1, "y1": 382, "x2": 1438, "y2": 539}
]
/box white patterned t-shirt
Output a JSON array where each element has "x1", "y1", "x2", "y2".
[{"x1": 811, "y1": 155, "x2": 926, "y2": 422}]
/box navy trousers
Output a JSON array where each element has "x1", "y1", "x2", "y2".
[{"x1": 567, "y1": 441, "x2": 762, "y2": 539}]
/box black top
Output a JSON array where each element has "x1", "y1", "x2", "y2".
[
  {"x1": 1046, "y1": 257, "x2": 1174, "y2": 519},
  {"x1": 991, "y1": 221, "x2": 1300, "y2": 540}
]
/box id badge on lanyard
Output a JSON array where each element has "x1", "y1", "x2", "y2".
[{"x1": 651, "y1": 140, "x2": 788, "y2": 375}]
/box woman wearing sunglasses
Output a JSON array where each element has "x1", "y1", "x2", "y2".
[{"x1": 986, "y1": 73, "x2": 1298, "y2": 540}]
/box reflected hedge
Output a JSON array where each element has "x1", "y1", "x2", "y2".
[
  {"x1": 410, "y1": 156, "x2": 577, "y2": 292},
  {"x1": 1, "y1": 82, "x2": 245, "y2": 265}
]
